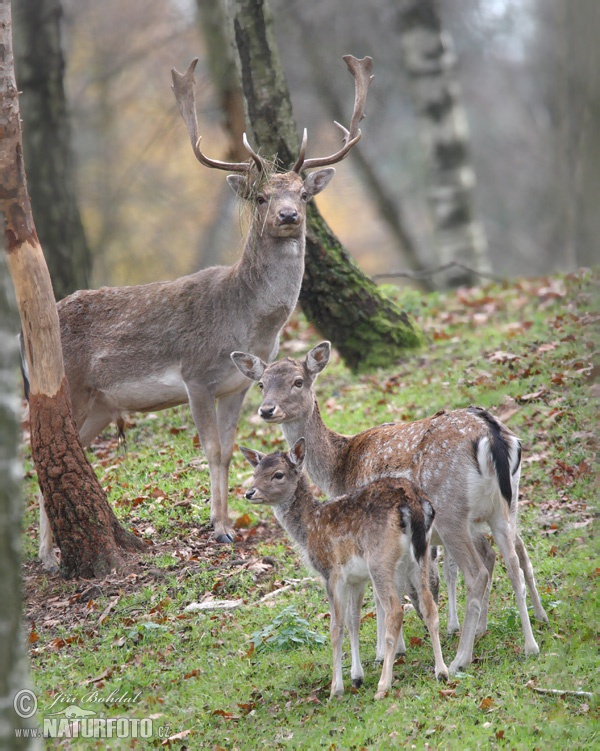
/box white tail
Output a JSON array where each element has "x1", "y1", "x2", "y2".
[
  {"x1": 30, "y1": 56, "x2": 371, "y2": 570},
  {"x1": 232, "y1": 342, "x2": 549, "y2": 674},
  {"x1": 241, "y1": 437, "x2": 448, "y2": 699}
]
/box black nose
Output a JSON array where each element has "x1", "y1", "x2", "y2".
[
  {"x1": 278, "y1": 209, "x2": 299, "y2": 224},
  {"x1": 259, "y1": 404, "x2": 275, "y2": 419},
  {"x1": 245, "y1": 488, "x2": 255, "y2": 500}
]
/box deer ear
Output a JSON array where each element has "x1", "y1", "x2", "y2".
[
  {"x1": 306, "y1": 341, "x2": 331, "y2": 377},
  {"x1": 289, "y1": 437, "x2": 306, "y2": 470},
  {"x1": 226, "y1": 174, "x2": 248, "y2": 197},
  {"x1": 240, "y1": 446, "x2": 265, "y2": 467},
  {"x1": 231, "y1": 351, "x2": 266, "y2": 381},
  {"x1": 303, "y1": 168, "x2": 335, "y2": 198}
]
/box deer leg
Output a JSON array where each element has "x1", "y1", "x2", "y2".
[
  {"x1": 474, "y1": 533, "x2": 496, "y2": 636},
  {"x1": 443, "y1": 529, "x2": 490, "y2": 674},
  {"x1": 371, "y1": 580, "x2": 403, "y2": 700},
  {"x1": 443, "y1": 550, "x2": 461, "y2": 634},
  {"x1": 38, "y1": 493, "x2": 59, "y2": 572},
  {"x1": 515, "y1": 532, "x2": 548, "y2": 623},
  {"x1": 346, "y1": 582, "x2": 366, "y2": 688},
  {"x1": 327, "y1": 581, "x2": 346, "y2": 699},
  {"x1": 375, "y1": 586, "x2": 405, "y2": 660},
  {"x1": 185, "y1": 383, "x2": 232, "y2": 543},
  {"x1": 215, "y1": 389, "x2": 249, "y2": 542},
  {"x1": 491, "y1": 523, "x2": 540, "y2": 656},
  {"x1": 414, "y1": 560, "x2": 448, "y2": 681}
]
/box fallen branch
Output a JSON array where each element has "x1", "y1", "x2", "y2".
[
  {"x1": 373, "y1": 261, "x2": 504, "y2": 283},
  {"x1": 258, "y1": 578, "x2": 317, "y2": 603},
  {"x1": 528, "y1": 685, "x2": 593, "y2": 699}
]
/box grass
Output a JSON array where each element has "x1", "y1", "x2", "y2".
[{"x1": 20, "y1": 269, "x2": 598, "y2": 749}]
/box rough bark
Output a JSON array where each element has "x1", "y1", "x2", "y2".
[
  {"x1": 0, "y1": 248, "x2": 41, "y2": 750},
  {"x1": 396, "y1": 0, "x2": 489, "y2": 288},
  {"x1": 12, "y1": 0, "x2": 92, "y2": 300},
  {"x1": 225, "y1": 0, "x2": 424, "y2": 370},
  {"x1": 0, "y1": 0, "x2": 144, "y2": 579}
]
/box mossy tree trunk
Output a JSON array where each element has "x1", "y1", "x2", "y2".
[
  {"x1": 225, "y1": 0, "x2": 424, "y2": 371},
  {"x1": 0, "y1": 0, "x2": 145, "y2": 579},
  {"x1": 13, "y1": 0, "x2": 92, "y2": 300}
]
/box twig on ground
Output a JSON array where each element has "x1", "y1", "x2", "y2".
[
  {"x1": 373, "y1": 261, "x2": 504, "y2": 283},
  {"x1": 528, "y1": 684, "x2": 593, "y2": 699}
]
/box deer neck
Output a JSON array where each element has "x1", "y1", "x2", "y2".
[
  {"x1": 273, "y1": 475, "x2": 318, "y2": 550},
  {"x1": 236, "y1": 223, "x2": 305, "y2": 316},
  {"x1": 281, "y1": 397, "x2": 349, "y2": 496}
]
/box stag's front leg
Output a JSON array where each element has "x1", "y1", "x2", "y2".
[
  {"x1": 186, "y1": 383, "x2": 233, "y2": 543},
  {"x1": 214, "y1": 389, "x2": 249, "y2": 543}
]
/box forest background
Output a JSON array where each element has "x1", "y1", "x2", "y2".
[{"x1": 14, "y1": 0, "x2": 600, "y2": 291}]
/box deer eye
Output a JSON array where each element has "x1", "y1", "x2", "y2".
[
  {"x1": 257, "y1": 195, "x2": 267, "y2": 206},
  {"x1": 258, "y1": 382, "x2": 264, "y2": 390},
  {"x1": 273, "y1": 471, "x2": 284, "y2": 480},
  {"x1": 293, "y1": 378, "x2": 303, "y2": 388},
  {"x1": 301, "y1": 191, "x2": 309, "y2": 201}
]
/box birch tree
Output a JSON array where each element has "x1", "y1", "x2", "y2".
[{"x1": 396, "y1": 0, "x2": 489, "y2": 288}]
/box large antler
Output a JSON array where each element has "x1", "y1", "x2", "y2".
[
  {"x1": 171, "y1": 58, "x2": 265, "y2": 174},
  {"x1": 292, "y1": 55, "x2": 373, "y2": 173}
]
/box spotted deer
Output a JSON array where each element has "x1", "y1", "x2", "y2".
[
  {"x1": 232, "y1": 342, "x2": 549, "y2": 674},
  {"x1": 241, "y1": 438, "x2": 448, "y2": 699},
  {"x1": 30, "y1": 56, "x2": 373, "y2": 570}
]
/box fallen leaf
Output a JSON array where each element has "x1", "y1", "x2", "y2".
[{"x1": 479, "y1": 697, "x2": 494, "y2": 711}]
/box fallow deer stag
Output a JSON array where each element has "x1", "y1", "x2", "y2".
[
  {"x1": 31, "y1": 56, "x2": 373, "y2": 570},
  {"x1": 232, "y1": 342, "x2": 549, "y2": 674},
  {"x1": 241, "y1": 438, "x2": 448, "y2": 699}
]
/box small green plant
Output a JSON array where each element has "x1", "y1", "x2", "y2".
[{"x1": 249, "y1": 605, "x2": 326, "y2": 653}]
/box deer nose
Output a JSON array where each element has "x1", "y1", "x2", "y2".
[
  {"x1": 278, "y1": 208, "x2": 299, "y2": 224},
  {"x1": 245, "y1": 488, "x2": 256, "y2": 500},
  {"x1": 259, "y1": 404, "x2": 275, "y2": 419}
]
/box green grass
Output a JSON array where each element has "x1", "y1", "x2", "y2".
[{"x1": 21, "y1": 270, "x2": 598, "y2": 749}]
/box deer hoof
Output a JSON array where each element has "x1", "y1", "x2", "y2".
[
  {"x1": 215, "y1": 532, "x2": 235, "y2": 544},
  {"x1": 352, "y1": 677, "x2": 364, "y2": 689}
]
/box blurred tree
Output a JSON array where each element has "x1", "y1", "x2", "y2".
[
  {"x1": 285, "y1": 1, "x2": 429, "y2": 285},
  {"x1": 1, "y1": 0, "x2": 145, "y2": 578},
  {"x1": 395, "y1": 0, "x2": 489, "y2": 288},
  {"x1": 0, "y1": 245, "x2": 41, "y2": 750},
  {"x1": 194, "y1": 0, "x2": 245, "y2": 268},
  {"x1": 225, "y1": 0, "x2": 424, "y2": 371},
  {"x1": 13, "y1": 0, "x2": 92, "y2": 300},
  {"x1": 532, "y1": 0, "x2": 600, "y2": 270}
]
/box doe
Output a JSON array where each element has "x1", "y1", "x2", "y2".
[
  {"x1": 232, "y1": 342, "x2": 549, "y2": 674},
  {"x1": 241, "y1": 437, "x2": 448, "y2": 699},
  {"x1": 28, "y1": 56, "x2": 372, "y2": 570}
]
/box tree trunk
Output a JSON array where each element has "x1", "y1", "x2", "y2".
[
  {"x1": 225, "y1": 0, "x2": 424, "y2": 371},
  {"x1": 194, "y1": 0, "x2": 247, "y2": 268},
  {"x1": 0, "y1": 249, "x2": 41, "y2": 750},
  {"x1": 12, "y1": 0, "x2": 92, "y2": 300},
  {"x1": 0, "y1": 0, "x2": 145, "y2": 579},
  {"x1": 396, "y1": 0, "x2": 489, "y2": 289},
  {"x1": 285, "y1": 1, "x2": 429, "y2": 283}
]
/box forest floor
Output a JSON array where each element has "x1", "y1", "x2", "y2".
[{"x1": 20, "y1": 268, "x2": 598, "y2": 750}]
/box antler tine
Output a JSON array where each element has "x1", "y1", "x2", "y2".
[
  {"x1": 242, "y1": 133, "x2": 266, "y2": 173},
  {"x1": 171, "y1": 59, "x2": 254, "y2": 174},
  {"x1": 291, "y1": 128, "x2": 308, "y2": 173},
  {"x1": 295, "y1": 55, "x2": 374, "y2": 173}
]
